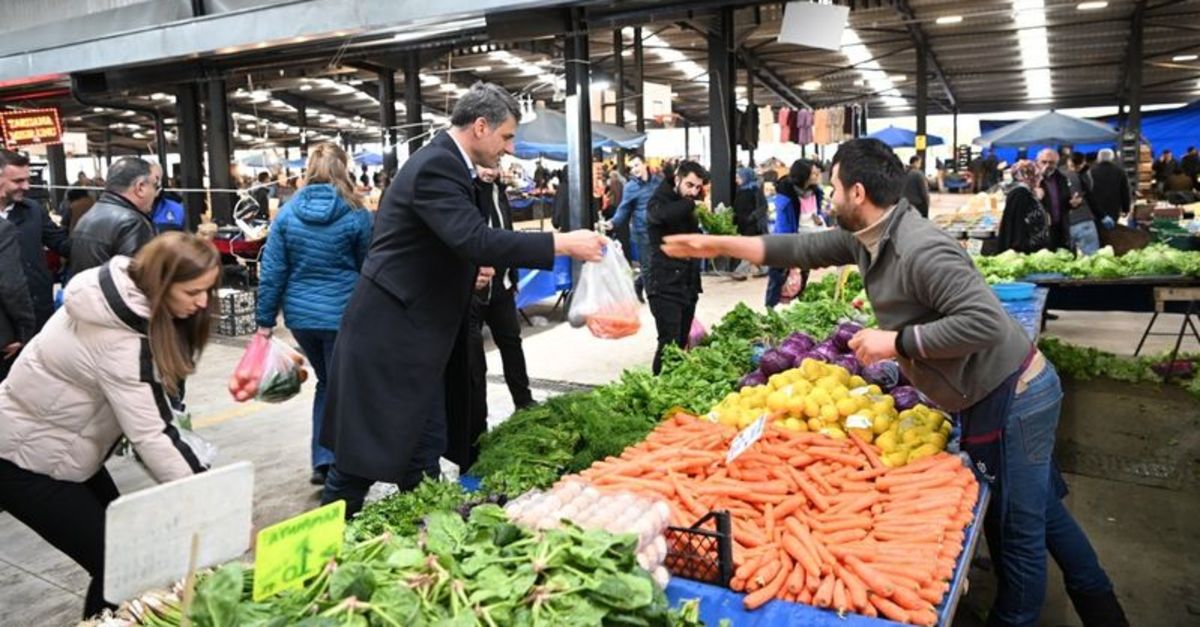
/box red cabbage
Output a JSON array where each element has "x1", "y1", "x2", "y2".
[
  {"x1": 784, "y1": 332, "x2": 815, "y2": 353},
  {"x1": 890, "y1": 385, "x2": 921, "y2": 410},
  {"x1": 810, "y1": 343, "x2": 840, "y2": 363},
  {"x1": 739, "y1": 370, "x2": 767, "y2": 389},
  {"x1": 776, "y1": 341, "x2": 805, "y2": 363},
  {"x1": 832, "y1": 322, "x2": 864, "y2": 352},
  {"x1": 759, "y1": 348, "x2": 793, "y2": 376},
  {"x1": 833, "y1": 354, "x2": 861, "y2": 376},
  {"x1": 862, "y1": 360, "x2": 901, "y2": 389}
]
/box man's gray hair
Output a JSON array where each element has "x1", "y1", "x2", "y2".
[
  {"x1": 1097, "y1": 148, "x2": 1115, "y2": 162},
  {"x1": 450, "y1": 82, "x2": 521, "y2": 129},
  {"x1": 105, "y1": 157, "x2": 155, "y2": 192}
]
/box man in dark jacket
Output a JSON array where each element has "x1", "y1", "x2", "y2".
[
  {"x1": 646, "y1": 160, "x2": 707, "y2": 375},
  {"x1": 69, "y1": 157, "x2": 160, "y2": 276},
  {"x1": 0, "y1": 219, "x2": 35, "y2": 381},
  {"x1": 1087, "y1": 149, "x2": 1131, "y2": 224},
  {"x1": 902, "y1": 156, "x2": 930, "y2": 218},
  {"x1": 1036, "y1": 149, "x2": 1074, "y2": 251},
  {"x1": 1182, "y1": 146, "x2": 1200, "y2": 189},
  {"x1": 1152, "y1": 149, "x2": 1177, "y2": 192},
  {"x1": 0, "y1": 149, "x2": 70, "y2": 332},
  {"x1": 659, "y1": 138, "x2": 1129, "y2": 627},
  {"x1": 319, "y1": 83, "x2": 605, "y2": 516}
]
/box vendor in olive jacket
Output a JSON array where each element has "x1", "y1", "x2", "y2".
[
  {"x1": 319, "y1": 83, "x2": 606, "y2": 516},
  {"x1": 659, "y1": 139, "x2": 1129, "y2": 627},
  {"x1": 645, "y1": 160, "x2": 707, "y2": 375}
]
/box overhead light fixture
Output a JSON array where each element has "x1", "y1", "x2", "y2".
[
  {"x1": 935, "y1": 15, "x2": 963, "y2": 25},
  {"x1": 1076, "y1": 1, "x2": 1107, "y2": 9},
  {"x1": 1014, "y1": 0, "x2": 1052, "y2": 101},
  {"x1": 471, "y1": 66, "x2": 492, "y2": 72},
  {"x1": 1172, "y1": 54, "x2": 1198, "y2": 62},
  {"x1": 92, "y1": 107, "x2": 105, "y2": 113},
  {"x1": 889, "y1": 75, "x2": 907, "y2": 82},
  {"x1": 347, "y1": 78, "x2": 364, "y2": 86},
  {"x1": 801, "y1": 80, "x2": 821, "y2": 90},
  {"x1": 299, "y1": 83, "x2": 313, "y2": 91},
  {"x1": 592, "y1": 80, "x2": 611, "y2": 91},
  {"x1": 439, "y1": 83, "x2": 458, "y2": 92}
]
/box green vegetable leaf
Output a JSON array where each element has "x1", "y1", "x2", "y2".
[{"x1": 328, "y1": 562, "x2": 375, "y2": 602}]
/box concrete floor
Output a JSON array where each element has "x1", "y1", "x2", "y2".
[{"x1": 3, "y1": 259, "x2": 1199, "y2": 625}]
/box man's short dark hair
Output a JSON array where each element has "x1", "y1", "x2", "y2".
[
  {"x1": 674, "y1": 160, "x2": 709, "y2": 183},
  {"x1": 106, "y1": 157, "x2": 154, "y2": 192},
  {"x1": 1070, "y1": 152, "x2": 1086, "y2": 168},
  {"x1": 909, "y1": 155, "x2": 921, "y2": 166},
  {"x1": 67, "y1": 188, "x2": 89, "y2": 202},
  {"x1": 257, "y1": 171, "x2": 270, "y2": 182},
  {"x1": 831, "y1": 138, "x2": 905, "y2": 208},
  {"x1": 450, "y1": 82, "x2": 521, "y2": 129},
  {"x1": 0, "y1": 149, "x2": 29, "y2": 170}
]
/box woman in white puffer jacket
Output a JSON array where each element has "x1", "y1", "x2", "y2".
[{"x1": 0, "y1": 231, "x2": 221, "y2": 618}]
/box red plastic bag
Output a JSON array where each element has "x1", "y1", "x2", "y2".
[
  {"x1": 228, "y1": 333, "x2": 307, "y2": 403},
  {"x1": 567, "y1": 243, "x2": 641, "y2": 339}
]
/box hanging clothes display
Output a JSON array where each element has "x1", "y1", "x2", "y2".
[
  {"x1": 813, "y1": 108, "x2": 829, "y2": 145},
  {"x1": 796, "y1": 109, "x2": 814, "y2": 145},
  {"x1": 759, "y1": 105, "x2": 775, "y2": 145},
  {"x1": 843, "y1": 106, "x2": 855, "y2": 137},
  {"x1": 778, "y1": 107, "x2": 794, "y2": 143}
]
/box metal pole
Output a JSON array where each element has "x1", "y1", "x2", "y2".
[
  {"x1": 296, "y1": 103, "x2": 308, "y2": 158},
  {"x1": 378, "y1": 67, "x2": 398, "y2": 177},
  {"x1": 684, "y1": 119, "x2": 690, "y2": 160},
  {"x1": 46, "y1": 144, "x2": 67, "y2": 207},
  {"x1": 915, "y1": 45, "x2": 928, "y2": 170},
  {"x1": 205, "y1": 77, "x2": 234, "y2": 224},
  {"x1": 746, "y1": 65, "x2": 755, "y2": 167},
  {"x1": 1125, "y1": 0, "x2": 1146, "y2": 191},
  {"x1": 175, "y1": 82, "x2": 205, "y2": 230},
  {"x1": 153, "y1": 113, "x2": 168, "y2": 176},
  {"x1": 613, "y1": 29, "x2": 625, "y2": 171},
  {"x1": 565, "y1": 6, "x2": 593, "y2": 236},
  {"x1": 404, "y1": 52, "x2": 425, "y2": 150},
  {"x1": 707, "y1": 6, "x2": 735, "y2": 207},
  {"x1": 951, "y1": 105, "x2": 959, "y2": 172},
  {"x1": 633, "y1": 26, "x2": 645, "y2": 134}
]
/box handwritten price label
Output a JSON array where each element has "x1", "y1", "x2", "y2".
[
  {"x1": 726, "y1": 415, "x2": 767, "y2": 463},
  {"x1": 252, "y1": 501, "x2": 344, "y2": 601}
]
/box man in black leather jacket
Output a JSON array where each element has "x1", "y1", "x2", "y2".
[
  {"x1": 646, "y1": 160, "x2": 708, "y2": 375},
  {"x1": 69, "y1": 158, "x2": 160, "y2": 276}
]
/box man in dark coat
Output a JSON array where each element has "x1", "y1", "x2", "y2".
[
  {"x1": 646, "y1": 160, "x2": 708, "y2": 375},
  {"x1": 1036, "y1": 149, "x2": 1074, "y2": 251},
  {"x1": 319, "y1": 83, "x2": 605, "y2": 516},
  {"x1": 1087, "y1": 149, "x2": 1131, "y2": 224},
  {"x1": 69, "y1": 157, "x2": 160, "y2": 276},
  {"x1": 0, "y1": 219, "x2": 35, "y2": 381},
  {"x1": 902, "y1": 156, "x2": 930, "y2": 218},
  {"x1": 0, "y1": 149, "x2": 70, "y2": 332}
]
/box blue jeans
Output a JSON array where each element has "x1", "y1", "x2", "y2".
[
  {"x1": 983, "y1": 363, "x2": 1113, "y2": 627},
  {"x1": 632, "y1": 231, "x2": 650, "y2": 291},
  {"x1": 291, "y1": 329, "x2": 337, "y2": 471}
]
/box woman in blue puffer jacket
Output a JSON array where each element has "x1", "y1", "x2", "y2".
[{"x1": 255, "y1": 142, "x2": 373, "y2": 486}]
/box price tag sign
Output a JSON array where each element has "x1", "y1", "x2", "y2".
[
  {"x1": 915, "y1": 134, "x2": 927, "y2": 151},
  {"x1": 726, "y1": 415, "x2": 767, "y2": 463},
  {"x1": 252, "y1": 500, "x2": 345, "y2": 601}
]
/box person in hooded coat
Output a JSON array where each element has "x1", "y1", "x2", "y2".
[{"x1": 255, "y1": 143, "x2": 373, "y2": 487}]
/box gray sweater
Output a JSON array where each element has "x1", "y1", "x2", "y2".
[{"x1": 762, "y1": 201, "x2": 1031, "y2": 412}]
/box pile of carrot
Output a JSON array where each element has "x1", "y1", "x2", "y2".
[{"x1": 572, "y1": 412, "x2": 980, "y2": 625}]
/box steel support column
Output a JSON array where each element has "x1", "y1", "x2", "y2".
[
  {"x1": 404, "y1": 53, "x2": 424, "y2": 151},
  {"x1": 915, "y1": 45, "x2": 928, "y2": 168},
  {"x1": 564, "y1": 7, "x2": 593, "y2": 234},
  {"x1": 746, "y1": 66, "x2": 755, "y2": 167},
  {"x1": 378, "y1": 67, "x2": 398, "y2": 177},
  {"x1": 174, "y1": 82, "x2": 205, "y2": 230},
  {"x1": 205, "y1": 77, "x2": 233, "y2": 224},
  {"x1": 296, "y1": 103, "x2": 308, "y2": 158},
  {"x1": 951, "y1": 106, "x2": 959, "y2": 172},
  {"x1": 633, "y1": 26, "x2": 645, "y2": 134},
  {"x1": 1124, "y1": 1, "x2": 1146, "y2": 190},
  {"x1": 46, "y1": 143, "x2": 67, "y2": 206},
  {"x1": 613, "y1": 29, "x2": 626, "y2": 170},
  {"x1": 707, "y1": 7, "x2": 736, "y2": 207}
]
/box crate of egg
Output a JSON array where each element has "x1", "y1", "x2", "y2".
[{"x1": 503, "y1": 477, "x2": 673, "y2": 588}]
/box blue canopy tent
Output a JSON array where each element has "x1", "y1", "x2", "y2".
[
  {"x1": 237, "y1": 151, "x2": 284, "y2": 169},
  {"x1": 514, "y1": 107, "x2": 647, "y2": 160},
  {"x1": 352, "y1": 151, "x2": 384, "y2": 167},
  {"x1": 973, "y1": 112, "x2": 1118, "y2": 164},
  {"x1": 865, "y1": 125, "x2": 945, "y2": 148},
  {"x1": 284, "y1": 157, "x2": 307, "y2": 169}
]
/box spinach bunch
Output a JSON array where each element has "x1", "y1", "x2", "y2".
[
  {"x1": 180, "y1": 506, "x2": 704, "y2": 627},
  {"x1": 347, "y1": 479, "x2": 470, "y2": 543}
]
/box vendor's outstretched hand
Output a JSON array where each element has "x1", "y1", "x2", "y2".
[
  {"x1": 661, "y1": 234, "x2": 725, "y2": 259},
  {"x1": 554, "y1": 230, "x2": 607, "y2": 262}
]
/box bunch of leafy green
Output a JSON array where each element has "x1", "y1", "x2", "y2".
[
  {"x1": 974, "y1": 245, "x2": 1200, "y2": 284},
  {"x1": 176, "y1": 506, "x2": 705, "y2": 627},
  {"x1": 694, "y1": 202, "x2": 737, "y2": 236},
  {"x1": 1038, "y1": 337, "x2": 1199, "y2": 401},
  {"x1": 347, "y1": 479, "x2": 470, "y2": 542}
]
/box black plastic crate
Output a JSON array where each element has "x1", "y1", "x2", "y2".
[{"x1": 663, "y1": 510, "x2": 734, "y2": 587}]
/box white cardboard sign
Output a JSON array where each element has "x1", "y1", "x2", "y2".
[
  {"x1": 726, "y1": 415, "x2": 767, "y2": 463},
  {"x1": 104, "y1": 461, "x2": 255, "y2": 603},
  {"x1": 778, "y1": 2, "x2": 850, "y2": 52}
]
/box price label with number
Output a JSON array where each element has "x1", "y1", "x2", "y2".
[
  {"x1": 726, "y1": 415, "x2": 767, "y2": 463},
  {"x1": 252, "y1": 501, "x2": 345, "y2": 601}
]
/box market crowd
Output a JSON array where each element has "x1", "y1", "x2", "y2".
[{"x1": 0, "y1": 82, "x2": 1130, "y2": 627}]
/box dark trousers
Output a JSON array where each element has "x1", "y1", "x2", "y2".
[
  {"x1": 648, "y1": 296, "x2": 697, "y2": 375},
  {"x1": 473, "y1": 286, "x2": 534, "y2": 409},
  {"x1": 320, "y1": 404, "x2": 445, "y2": 518},
  {"x1": 291, "y1": 329, "x2": 338, "y2": 471},
  {"x1": 0, "y1": 458, "x2": 119, "y2": 618}
]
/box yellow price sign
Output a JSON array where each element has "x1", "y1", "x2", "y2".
[
  {"x1": 252, "y1": 500, "x2": 345, "y2": 601},
  {"x1": 914, "y1": 135, "x2": 927, "y2": 151}
]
